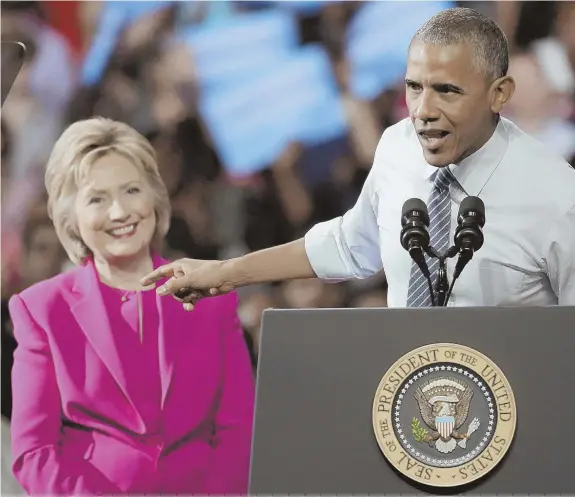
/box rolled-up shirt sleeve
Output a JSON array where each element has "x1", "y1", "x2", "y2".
[
  {"x1": 546, "y1": 202, "x2": 575, "y2": 305},
  {"x1": 304, "y1": 151, "x2": 383, "y2": 282}
]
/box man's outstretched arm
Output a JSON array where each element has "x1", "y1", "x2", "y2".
[
  {"x1": 142, "y1": 135, "x2": 387, "y2": 306},
  {"x1": 141, "y1": 239, "x2": 316, "y2": 307}
]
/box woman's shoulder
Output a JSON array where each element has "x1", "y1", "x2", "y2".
[{"x1": 12, "y1": 265, "x2": 83, "y2": 310}]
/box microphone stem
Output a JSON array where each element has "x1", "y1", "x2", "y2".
[
  {"x1": 427, "y1": 275, "x2": 436, "y2": 307},
  {"x1": 435, "y1": 256, "x2": 449, "y2": 307},
  {"x1": 445, "y1": 246, "x2": 473, "y2": 305},
  {"x1": 411, "y1": 247, "x2": 436, "y2": 307},
  {"x1": 444, "y1": 276, "x2": 457, "y2": 306}
]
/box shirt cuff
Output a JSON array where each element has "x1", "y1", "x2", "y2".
[{"x1": 304, "y1": 219, "x2": 354, "y2": 282}]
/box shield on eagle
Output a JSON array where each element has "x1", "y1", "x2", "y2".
[{"x1": 435, "y1": 415, "x2": 455, "y2": 439}]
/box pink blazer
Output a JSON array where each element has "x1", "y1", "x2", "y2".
[{"x1": 8, "y1": 256, "x2": 255, "y2": 496}]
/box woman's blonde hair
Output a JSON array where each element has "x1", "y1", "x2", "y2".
[{"x1": 45, "y1": 117, "x2": 171, "y2": 265}]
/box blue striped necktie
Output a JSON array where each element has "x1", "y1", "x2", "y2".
[{"x1": 406, "y1": 167, "x2": 456, "y2": 307}]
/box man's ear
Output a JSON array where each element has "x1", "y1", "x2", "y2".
[{"x1": 490, "y1": 75, "x2": 515, "y2": 113}]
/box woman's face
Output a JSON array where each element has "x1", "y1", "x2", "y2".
[{"x1": 75, "y1": 152, "x2": 156, "y2": 264}]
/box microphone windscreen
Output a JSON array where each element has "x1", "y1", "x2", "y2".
[
  {"x1": 458, "y1": 196, "x2": 486, "y2": 226},
  {"x1": 401, "y1": 198, "x2": 429, "y2": 226}
]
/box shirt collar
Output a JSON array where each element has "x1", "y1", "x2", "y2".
[{"x1": 420, "y1": 117, "x2": 510, "y2": 196}]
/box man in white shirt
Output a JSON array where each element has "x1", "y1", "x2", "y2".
[{"x1": 142, "y1": 7, "x2": 575, "y2": 307}]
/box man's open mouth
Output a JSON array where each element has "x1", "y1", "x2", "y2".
[
  {"x1": 419, "y1": 130, "x2": 450, "y2": 149},
  {"x1": 419, "y1": 130, "x2": 449, "y2": 139}
]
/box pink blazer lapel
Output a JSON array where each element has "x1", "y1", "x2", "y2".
[
  {"x1": 69, "y1": 255, "x2": 187, "y2": 420},
  {"x1": 154, "y1": 255, "x2": 178, "y2": 410},
  {"x1": 69, "y1": 261, "x2": 143, "y2": 423},
  {"x1": 152, "y1": 254, "x2": 208, "y2": 417},
  {"x1": 157, "y1": 289, "x2": 181, "y2": 410}
]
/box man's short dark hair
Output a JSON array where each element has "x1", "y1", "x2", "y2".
[{"x1": 412, "y1": 7, "x2": 509, "y2": 81}]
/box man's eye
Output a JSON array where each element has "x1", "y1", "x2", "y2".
[{"x1": 439, "y1": 86, "x2": 460, "y2": 94}]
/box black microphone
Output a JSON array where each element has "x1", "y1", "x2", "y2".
[
  {"x1": 453, "y1": 196, "x2": 485, "y2": 279},
  {"x1": 444, "y1": 196, "x2": 486, "y2": 305},
  {"x1": 400, "y1": 198, "x2": 430, "y2": 260},
  {"x1": 400, "y1": 198, "x2": 435, "y2": 306}
]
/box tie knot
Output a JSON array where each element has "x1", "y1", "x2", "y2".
[{"x1": 432, "y1": 167, "x2": 456, "y2": 193}]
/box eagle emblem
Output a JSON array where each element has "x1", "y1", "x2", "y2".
[{"x1": 412, "y1": 377, "x2": 480, "y2": 454}]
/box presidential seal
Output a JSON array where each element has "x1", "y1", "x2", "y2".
[{"x1": 372, "y1": 343, "x2": 516, "y2": 487}]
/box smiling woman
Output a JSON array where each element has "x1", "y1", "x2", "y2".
[
  {"x1": 45, "y1": 119, "x2": 170, "y2": 274},
  {"x1": 8, "y1": 117, "x2": 255, "y2": 496}
]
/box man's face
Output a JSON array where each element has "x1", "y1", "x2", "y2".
[{"x1": 405, "y1": 41, "x2": 499, "y2": 167}]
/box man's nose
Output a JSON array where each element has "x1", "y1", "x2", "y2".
[{"x1": 412, "y1": 90, "x2": 440, "y2": 122}]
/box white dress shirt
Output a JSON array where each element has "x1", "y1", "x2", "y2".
[{"x1": 304, "y1": 117, "x2": 575, "y2": 307}]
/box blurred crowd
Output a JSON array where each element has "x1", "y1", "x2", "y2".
[{"x1": 1, "y1": 0, "x2": 575, "y2": 382}]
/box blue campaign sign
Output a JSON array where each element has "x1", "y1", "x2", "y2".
[
  {"x1": 239, "y1": 1, "x2": 335, "y2": 14},
  {"x1": 346, "y1": 1, "x2": 455, "y2": 100},
  {"x1": 184, "y1": 9, "x2": 299, "y2": 89},
  {"x1": 115, "y1": 1, "x2": 175, "y2": 21},
  {"x1": 290, "y1": 45, "x2": 348, "y2": 146},
  {"x1": 199, "y1": 45, "x2": 348, "y2": 177},
  {"x1": 277, "y1": 1, "x2": 335, "y2": 14},
  {"x1": 81, "y1": 1, "x2": 175, "y2": 86}
]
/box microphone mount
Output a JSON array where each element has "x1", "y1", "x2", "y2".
[{"x1": 425, "y1": 246, "x2": 459, "y2": 307}]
